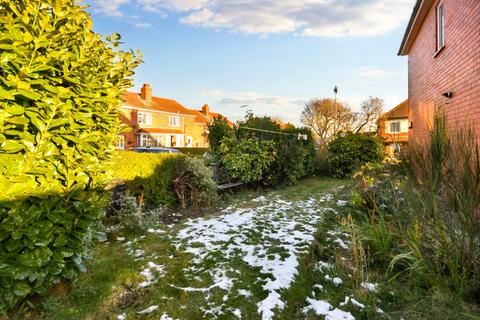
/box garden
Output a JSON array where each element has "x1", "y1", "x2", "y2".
[{"x1": 1, "y1": 1, "x2": 479, "y2": 319}]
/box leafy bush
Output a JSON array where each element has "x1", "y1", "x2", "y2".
[
  {"x1": 0, "y1": 0, "x2": 140, "y2": 311},
  {"x1": 172, "y1": 148, "x2": 209, "y2": 156},
  {"x1": 173, "y1": 157, "x2": 218, "y2": 209},
  {"x1": 108, "y1": 193, "x2": 164, "y2": 233},
  {"x1": 328, "y1": 133, "x2": 384, "y2": 178},
  {"x1": 349, "y1": 114, "x2": 480, "y2": 299},
  {"x1": 111, "y1": 151, "x2": 182, "y2": 208},
  {"x1": 207, "y1": 119, "x2": 235, "y2": 154},
  {"x1": 218, "y1": 136, "x2": 277, "y2": 184},
  {"x1": 210, "y1": 115, "x2": 317, "y2": 186}
]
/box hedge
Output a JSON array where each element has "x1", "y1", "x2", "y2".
[
  {"x1": 173, "y1": 148, "x2": 209, "y2": 156},
  {"x1": 111, "y1": 151, "x2": 184, "y2": 208},
  {"x1": 327, "y1": 133, "x2": 384, "y2": 178},
  {"x1": 0, "y1": 0, "x2": 140, "y2": 311}
]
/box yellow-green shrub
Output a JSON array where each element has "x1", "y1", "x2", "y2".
[
  {"x1": 111, "y1": 151, "x2": 183, "y2": 208},
  {"x1": 0, "y1": 0, "x2": 140, "y2": 311}
]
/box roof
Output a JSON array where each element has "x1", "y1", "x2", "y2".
[
  {"x1": 398, "y1": 0, "x2": 434, "y2": 55},
  {"x1": 382, "y1": 100, "x2": 409, "y2": 119},
  {"x1": 123, "y1": 91, "x2": 233, "y2": 125},
  {"x1": 123, "y1": 92, "x2": 209, "y2": 121}
]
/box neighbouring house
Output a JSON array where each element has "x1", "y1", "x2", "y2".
[
  {"x1": 398, "y1": 0, "x2": 480, "y2": 143},
  {"x1": 378, "y1": 100, "x2": 409, "y2": 158},
  {"x1": 117, "y1": 84, "x2": 231, "y2": 150}
]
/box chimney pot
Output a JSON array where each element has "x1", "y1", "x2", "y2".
[
  {"x1": 141, "y1": 84, "x2": 152, "y2": 102},
  {"x1": 202, "y1": 104, "x2": 210, "y2": 116}
]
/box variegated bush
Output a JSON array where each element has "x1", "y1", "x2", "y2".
[{"x1": 0, "y1": 0, "x2": 141, "y2": 310}]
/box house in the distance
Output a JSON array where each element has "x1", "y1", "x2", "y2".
[
  {"x1": 117, "y1": 84, "x2": 231, "y2": 150},
  {"x1": 399, "y1": 0, "x2": 480, "y2": 143},
  {"x1": 378, "y1": 100, "x2": 409, "y2": 158}
]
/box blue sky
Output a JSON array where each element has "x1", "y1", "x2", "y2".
[{"x1": 84, "y1": 0, "x2": 415, "y2": 124}]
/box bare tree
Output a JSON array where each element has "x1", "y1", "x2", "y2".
[
  {"x1": 301, "y1": 96, "x2": 384, "y2": 146},
  {"x1": 301, "y1": 98, "x2": 354, "y2": 146},
  {"x1": 352, "y1": 97, "x2": 384, "y2": 133}
]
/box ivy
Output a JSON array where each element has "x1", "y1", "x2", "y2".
[{"x1": 0, "y1": 0, "x2": 141, "y2": 311}]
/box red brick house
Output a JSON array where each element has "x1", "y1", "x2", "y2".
[
  {"x1": 117, "y1": 84, "x2": 231, "y2": 150},
  {"x1": 378, "y1": 100, "x2": 409, "y2": 158},
  {"x1": 398, "y1": 0, "x2": 480, "y2": 143}
]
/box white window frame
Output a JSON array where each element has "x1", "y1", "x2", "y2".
[
  {"x1": 389, "y1": 121, "x2": 401, "y2": 133},
  {"x1": 169, "y1": 115, "x2": 180, "y2": 127},
  {"x1": 186, "y1": 136, "x2": 192, "y2": 147},
  {"x1": 138, "y1": 112, "x2": 152, "y2": 125},
  {"x1": 436, "y1": 2, "x2": 445, "y2": 51},
  {"x1": 115, "y1": 135, "x2": 125, "y2": 150}
]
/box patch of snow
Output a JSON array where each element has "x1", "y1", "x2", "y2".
[
  {"x1": 334, "y1": 238, "x2": 350, "y2": 250},
  {"x1": 117, "y1": 313, "x2": 126, "y2": 320},
  {"x1": 376, "y1": 307, "x2": 385, "y2": 313},
  {"x1": 139, "y1": 262, "x2": 165, "y2": 288},
  {"x1": 160, "y1": 313, "x2": 175, "y2": 320},
  {"x1": 173, "y1": 196, "x2": 332, "y2": 320},
  {"x1": 232, "y1": 308, "x2": 242, "y2": 318},
  {"x1": 316, "y1": 261, "x2": 333, "y2": 272},
  {"x1": 238, "y1": 289, "x2": 252, "y2": 297},
  {"x1": 147, "y1": 228, "x2": 164, "y2": 234},
  {"x1": 340, "y1": 296, "x2": 365, "y2": 309},
  {"x1": 137, "y1": 305, "x2": 158, "y2": 314},
  {"x1": 116, "y1": 237, "x2": 125, "y2": 242},
  {"x1": 303, "y1": 297, "x2": 355, "y2": 320},
  {"x1": 361, "y1": 282, "x2": 379, "y2": 292},
  {"x1": 251, "y1": 195, "x2": 267, "y2": 202},
  {"x1": 313, "y1": 284, "x2": 324, "y2": 291},
  {"x1": 325, "y1": 275, "x2": 343, "y2": 286},
  {"x1": 336, "y1": 200, "x2": 348, "y2": 206}
]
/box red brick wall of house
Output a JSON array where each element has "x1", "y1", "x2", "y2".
[
  {"x1": 119, "y1": 109, "x2": 137, "y2": 149},
  {"x1": 408, "y1": 0, "x2": 480, "y2": 144}
]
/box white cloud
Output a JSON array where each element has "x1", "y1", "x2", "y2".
[
  {"x1": 203, "y1": 91, "x2": 308, "y2": 125},
  {"x1": 134, "y1": 22, "x2": 152, "y2": 28},
  {"x1": 90, "y1": 0, "x2": 130, "y2": 17},
  {"x1": 358, "y1": 66, "x2": 392, "y2": 78},
  {"x1": 135, "y1": 0, "x2": 414, "y2": 37}
]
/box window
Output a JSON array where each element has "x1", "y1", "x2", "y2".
[
  {"x1": 436, "y1": 2, "x2": 445, "y2": 50},
  {"x1": 115, "y1": 136, "x2": 125, "y2": 150},
  {"x1": 138, "y1": 112, "x2": 152, "y2": 125},
  {"x1": 137, "y1": 134, "x2": 148, "y2": 147},
  {"x1": 389, "y1": 121, "x2": 401, "y2": 133},
  {"x1": 186, "y1": 136, "x2": 192, "y2": 147},
  {"x1": 169, "y1": 116, "x2": 180, "y2": 127}
]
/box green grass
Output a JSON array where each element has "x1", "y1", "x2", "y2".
[
  {"x1": 12, "y1": 177, "x2": 477, "y2": 319},
  {"x1": 12, "y1": 177, "x2": 348, "y2": 320}
]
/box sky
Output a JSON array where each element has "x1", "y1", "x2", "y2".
[{"x1": 84, "y1": 0, "x2": 416, "y2": 125}]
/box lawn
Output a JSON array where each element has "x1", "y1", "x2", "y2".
[{"x1": 19, "y1": 177, "x2": 358, "y2": 320}]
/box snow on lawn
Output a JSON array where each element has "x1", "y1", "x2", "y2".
[{"x1": 172, "y1": 195, "x2": 335, "y2": 320}]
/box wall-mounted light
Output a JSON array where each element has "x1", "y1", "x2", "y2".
[{"x1": 442, "y1": 91, "x2": 453, "y2": 99}]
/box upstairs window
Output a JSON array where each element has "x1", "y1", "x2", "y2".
[
  {"x1": 436, "y1": 2, "x2": 445, "y2": 51},
  {"x1": 138, "y1": 112, "x2": 152, "y2": 125},
  {"x1": 389, "y1": 121, "x2": 401, "y2": 133},
  {"x1": 169, "y1": 116, "x2": 180, "y2": 127}
]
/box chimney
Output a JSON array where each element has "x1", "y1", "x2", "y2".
[
  {"x1": 201, "y1": 104, "x2": 210, "y2": 117},
  {"x1": 140, "y1": 84, "x2": 152, "y2": 103}
]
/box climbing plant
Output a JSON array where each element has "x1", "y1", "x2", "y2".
[{"x1": 0, "y1": 0, "x2": 141, "y2": 311}]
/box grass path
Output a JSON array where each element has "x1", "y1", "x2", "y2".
[{"x1": 36, "y1": 178, "x2": 349, "y2": 320}]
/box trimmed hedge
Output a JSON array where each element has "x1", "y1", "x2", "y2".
[
  {"x1": 111, "y1": 151, "x2": 183, "y2": 208},
  {"x1": 327, "y1": 133, "x2": 384, "y2": 178},
  {"x1": 0, "y1": 0, "x2": 140, "y2": 311},
  {"x1": 173, "y1": 148, "x2": 209, "y2": 156}
]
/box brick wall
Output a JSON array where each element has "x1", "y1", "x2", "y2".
[{"x1": 408, "y1": 0, "x2": 480, "y2": 143}]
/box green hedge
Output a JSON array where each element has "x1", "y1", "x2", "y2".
[
  {"x1": 173, "y1": 148, "x2": 209, "y2": 156},
  {"x1": 0, "y1": 0, "x2": 140, "y2": 311},
  {"x1": 111, "y1": 151, "x2": 183, "y2": 208},
  {"x1": 327, "y1": 133, "x2": 384, "y2": 178}
]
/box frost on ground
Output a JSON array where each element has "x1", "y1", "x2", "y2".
[
  {"x1": 172, "y1": 195, "x2": 334, "y2": 320},
  {"x1": 303, "y1": 297, "x2": 355, "y2": 320}
]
